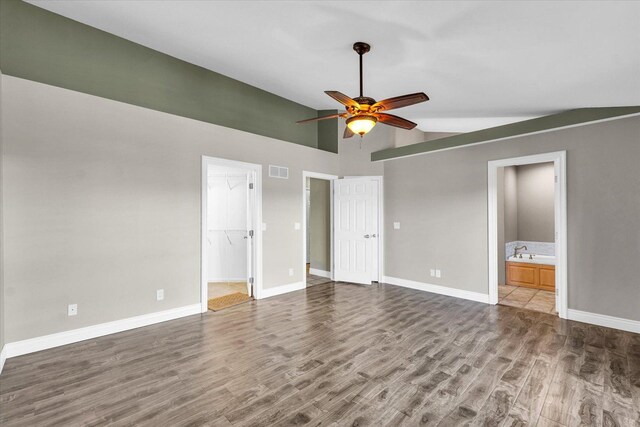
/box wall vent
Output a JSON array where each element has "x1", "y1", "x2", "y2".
[{"x1": 269, "y1": 165, "x2": 289, "y2": 179}]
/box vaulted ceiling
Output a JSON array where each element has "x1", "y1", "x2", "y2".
[{"x1": 28, "y1": 1, "x2": 640, "y2": 132}]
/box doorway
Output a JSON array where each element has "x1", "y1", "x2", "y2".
[
  {"x1": 303, "y1": 171, "x2": 338, "y2": 288},
  {"x1": 302, "y1": 173, "x2": 384, "y2": 288},
  {"x1": 488, "y1": 151, "x2": 567, "y2": 318},
  {"x1": 201, "y1": 156, "x2": 262, "y2": 312}
]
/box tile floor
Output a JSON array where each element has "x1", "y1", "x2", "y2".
[{"x1": 498, "y1": 284, "x2": 556, "y2": 314}]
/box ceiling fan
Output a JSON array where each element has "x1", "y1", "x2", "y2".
[{"x1": 297, "y1": 42, "x2": 429, "y2": 138}]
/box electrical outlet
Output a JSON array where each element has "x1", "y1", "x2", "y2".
[
  {"x1": 156, "y1": 289, "x2": 164, "y2": 301},
  {"x1": 288, "y1": 268, "x2": 294, "y2": 276},
  {"x1": 294, "y1": 222, "x2": 301, "y2": 230},
  {"x1": 68, "y1": 304, "x2": 78, "y2": 316},
  {"x1": 393, "y1": 222, "x2": 400, "y2": 230},
  {"x1": 430, "y1": 269, "x2": 435, "y2": 277},
  {"x1": 435, "y1": 269, "x2": 441, "y2": 278}
]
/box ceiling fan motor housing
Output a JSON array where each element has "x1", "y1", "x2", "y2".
[
  {"x1": 353, "y1": 96, "x2": 376, "y2": 106},
  {"x1": 349, "y1": 96, "x2": 377, "y2": 115}
]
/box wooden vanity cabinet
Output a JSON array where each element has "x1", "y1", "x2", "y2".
[{"x1": 506, "y1": 261, "x2": 555, "y2": 292}]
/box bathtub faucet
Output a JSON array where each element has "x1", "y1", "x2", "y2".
[{"x1": 514, "y1": 245, "x2": 527, "y2": 258}]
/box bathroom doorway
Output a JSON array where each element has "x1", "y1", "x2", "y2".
[
  {"x1": 201, "y1": 156, "x2": 262, "y2": 312},
  {"x1": 488, "y1": 152, "x2": 567, "y2": 318},
  {"x1": 303, "y1": 171, "x2": 338, "y2": 287}
]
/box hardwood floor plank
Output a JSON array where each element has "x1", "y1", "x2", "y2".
[
  {"x1": 1, "y1": 281, "x2": 638, "y2": 426},
  {"x1": 505, "y1": 358, "x2": 554, "y2": 426},
  {"x1": 469, "y1": 385, "x2": 515, "y2": 426},
  {"x1": 540, "y1": 345, "x2": 604, "y2": 426},
  {"x1": 535, "y1": 415, "x2": 567, "y2": 427},
  {"x1": 602, "y1": 351, "x2": 639, "y2": 422}
]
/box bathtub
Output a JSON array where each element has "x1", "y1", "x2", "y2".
[{"x1": 507, "y1": 254, "x2": 556, "y2": 266}]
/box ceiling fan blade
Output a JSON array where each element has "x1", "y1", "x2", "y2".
[
  {"x1": 372, "y1": 92, "x2": 429, "y2": 111},
  {"x1": 376, "y1": 113, "x2": 418, "y2": 130},
  {"x1": 296, "y1": 113, "x2": 345, "y2": 124},
  {"x1": 325, "y1": 91, "x2": 360, "y2": 108},
  {"x1": 343, "y1": 126, "x2": 355, "y2": 139}
]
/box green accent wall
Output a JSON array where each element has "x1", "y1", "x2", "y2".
[
  {"x1": 0, "y1": 0, "x2": 337, "y2": 152},
  {"x1": 317, "y1": 110, "x2": 339, "y2": 154},
  {"x1": 372, "y1": 107, "x2": 640, "y2": 161}
]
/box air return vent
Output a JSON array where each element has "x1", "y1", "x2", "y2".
[{"x1": 269, "y1": 165, "x2": 289, "y2": 179}]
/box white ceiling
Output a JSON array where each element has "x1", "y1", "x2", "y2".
[{"x1": 29, "y1": 1, "x2": 640, "y2": 132}]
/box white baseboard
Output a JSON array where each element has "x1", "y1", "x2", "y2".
[
  {"x1": 0, "y1": 345, "x2": 6, "y2": 375},
  {"x1": 309, "y1": 268, "x2": 331, "y2": 278},
  {"x1": 383, "y1": 276, "x2": 490, "y2": 304},
  {"x1": 567, "y1": 309, "x2": 640, "y2": 334},
  {"x1": 258, "y1": 281, "x2": 305, "y2": 299},
  {"x1": 3, "y1": 304, "x2": 201, "y2": 360}
]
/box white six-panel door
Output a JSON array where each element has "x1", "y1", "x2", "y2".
[{"x1": 333, "y1": 178, "x2": 378, "y2": 284}]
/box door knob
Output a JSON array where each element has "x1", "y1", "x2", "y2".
[
  {"x1": 372, "y1": 234, "x2": 377, "y2": 238},
  {"x1": 364, "y1": 234, "x2": 370, "y2": 238}
]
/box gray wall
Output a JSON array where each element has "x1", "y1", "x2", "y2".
[
  {"x1": 504, "y1": 166, "x2": 518, "y2": 243},
  {"x1": 499, "y1": 166, "x2": 519, "y2": 285},
  {"x1": 395, "y1": 130, "x2": 460, "y2": 148},
  {"x1": 496, "y1": 168, "x2": 506, "y2": 285},
  {"x1": 1, "y1": 75, "x2": 339, "y2": 342},
  {"x1": 0, "y1": 68, "x2": 4, "y2": 351},
  {"x1": 394, "y1": 128, "x2": 458, "y2": 147},
  {"x1": 309, "y1": 178, "x2": 330, "y2": 272},
  {"x1": 384, "y1": 115, "x2": 640, "y2": 322},
  {"x1": 394, "y1": 128, "x2": 426, "y2": 148},
  {"x1": 516, "y1": 163, "x2": 555, "y2": 242}
]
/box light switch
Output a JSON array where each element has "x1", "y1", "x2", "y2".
[
  {"x1": 262, "y1": 223, "x2": 267, "y2": 231},
  {"x1": 294, "y1": 222, "x2": 301, "y2": 230},
  {"x1": 393, "y1": 222, "x2": 400, "y2": 230}
]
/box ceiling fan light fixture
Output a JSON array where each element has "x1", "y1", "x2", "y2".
[
  {"x1": 296, "y1": 42, "x2": 428, "y2": 139},
  {"x1": 346, "y1": 115, "x2": 377, "y2": 136}
]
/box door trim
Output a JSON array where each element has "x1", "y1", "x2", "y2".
[
  {"x1": 302, "y1": 171, "x2": 338, "y2": 288},
  {"x1": 201, "y1": 156, "x2": 263, "y2": 312},
  {"x1": 339, "y1": 175, "x2": 384, "y2": 283},
  {"x1": 487, "y1": 151, "x2": 567, "y2": 318}
]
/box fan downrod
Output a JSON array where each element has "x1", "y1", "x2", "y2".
[{"x1": 353, "y1": 42, "x2": 370, "y2": 97}]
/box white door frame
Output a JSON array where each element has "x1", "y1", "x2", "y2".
[
  {"x1": 340, "y1": 175, "x2": 385, "y2": 283},
  {"x1": 302, "y1": 171, "x2": 338, "y2": 287},
  {"x1": 201, "y1": 156, "x2": 263, "y2": 312},
  {"x1": 487, "y1": 151, "x2": 567, "y2": 318}
]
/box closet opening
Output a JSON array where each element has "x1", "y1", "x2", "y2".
[{"x1": 201, "y1": 156, "x2": 262, "y2": 312}]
